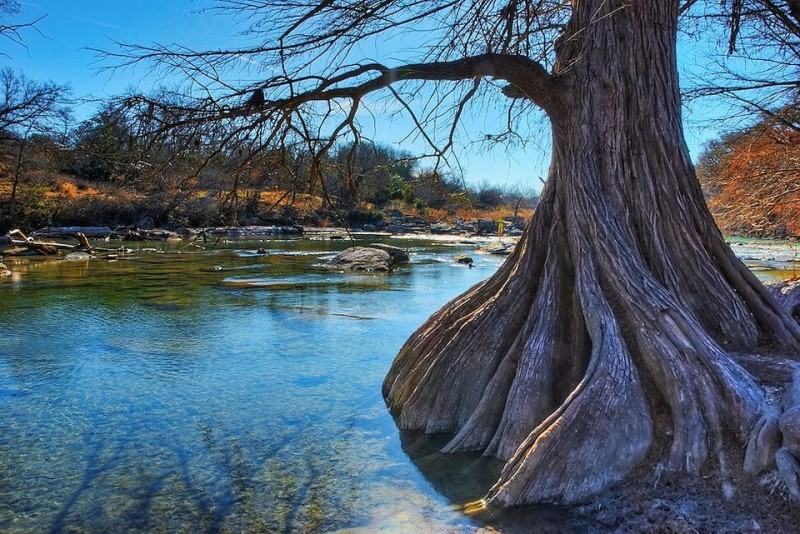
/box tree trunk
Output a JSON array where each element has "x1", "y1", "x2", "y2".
[{"x1": 383, "y1": 1, "x2": 800, "y2": 508}]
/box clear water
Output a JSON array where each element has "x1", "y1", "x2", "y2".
[
  {"x1": 1, "y1": 235, "x2": 794, "y2": 533},
  {"x1": 0, "y1": 236, "x2": 563, "y2": 533}
]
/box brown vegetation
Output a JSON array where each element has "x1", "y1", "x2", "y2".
[{"x1": 699, "y1": 120, "x2": 800, "y2": 238}]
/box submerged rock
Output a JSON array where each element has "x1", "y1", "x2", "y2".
[
  {"x1": 0, "y1": 262, "x2": 10, "y2": 277},
  {"x1": 327, "y1": 247, "x2": 393, "y2": 272},
  {"x1": 63, "y1": 251, "x2": 94, "y2": 261}
]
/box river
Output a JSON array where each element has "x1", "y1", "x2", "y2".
[{"x1": 0, "y1": 234, "x2": 796, "y2": 532}]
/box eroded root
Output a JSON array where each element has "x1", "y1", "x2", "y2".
[
  {"x1": 486, "y1": 259, "x2": 653, "y2": 506},
  {"x1": 383, "y1": 181, "x2": 798, "y2": 507}
]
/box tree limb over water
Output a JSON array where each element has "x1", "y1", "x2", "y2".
[{"x1": 105, "y1": 0, "x2": 800, "y2": 511}]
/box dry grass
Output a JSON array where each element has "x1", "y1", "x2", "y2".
[
  {"x1": 55, "y1": 179, "x2": 80, "y2": 198},
  {"x1": 424, "y1": 206, "x2": 534, "y2": 224},
  {"x1": 257, "y1": 190, "x2": 325, "y2": 212}
]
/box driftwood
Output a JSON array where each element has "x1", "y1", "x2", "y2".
[
  {"x1": 8, "y1": 239, "x2": 75, "y2": 250},
  {"x1": 76, "y1": 232, "x2": 93, "y2": 251},
  {"x1": 1, "y1": 228, "x2": 77, "y2": 256}
]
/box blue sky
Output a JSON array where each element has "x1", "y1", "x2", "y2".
[{"x1": 4, "y1": 1, "x2": 733, "y2": 191}]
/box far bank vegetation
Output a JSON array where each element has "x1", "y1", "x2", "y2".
[
  {"x1": 2, "y1": 79, "x2": 798, "y2": 239},
  {"x1": 698, "y1": 105, "x2": 800, "y2": 239},
  {"x1": 0, "y1": 95, "x2": 538, "y2": 233}
]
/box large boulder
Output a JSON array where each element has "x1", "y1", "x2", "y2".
[
  {"x1": 368, "y1": 243, "x2": 409, "y2": 263},
  {"x1": 327, "y1": 247, "x2": 394, "y2": 272}
]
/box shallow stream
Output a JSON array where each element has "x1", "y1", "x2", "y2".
[
  {"x1": 0, "y1": 236, "x2": 531, "y2": 533},
  {"x1": 0, "y1": 235, "x2": 796, "y2": 533}
]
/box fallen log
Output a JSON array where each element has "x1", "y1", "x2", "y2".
[
  {"x1": 76, "y1": 232, "x2": 93, "y2": 251},
  {"x1": 2, "y1": 228, "x2": 77, "y2": 256},
  {"x1": 7, "y1": 239, "x2": 74, "y2": 250}
]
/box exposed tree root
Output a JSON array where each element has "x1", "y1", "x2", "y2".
[{"x1": 383, "y1": 170, "x2": 800, "y2": 506}]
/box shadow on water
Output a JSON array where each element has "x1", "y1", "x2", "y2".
[
  {"x1": 49, "y1": 427, "x2": 135, "y2": 534},
  {"x1": 400, "y1": 430, "x2": 503, "y2": 504},
  {"x1": 399, "y1": 429, "x2": 600, "y2": 533},
  {"x1": 0, "y1": 236, "x2": 625, "y2": 532}
]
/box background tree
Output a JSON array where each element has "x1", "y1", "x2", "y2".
[
  {"x1": 698, "y1": 106, "x2": 800, "y2": 237},
  {"x1": 67, "y1": 104, "x2": 142, "y2": 182},
  {"x1": 0, "y1": 67, "x2": 70, "y2": 232},
  {"x1": 0, "y1": 0, "x2": 43, "y2": 57},
  {"x1": 109, "y1": 0, "x2": 800, "y2": 509},
  {"x1": 328, "y1": 141, "x2": 416, "y2": 206}
]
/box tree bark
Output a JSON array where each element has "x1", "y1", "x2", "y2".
[{"x1": 383, "y1": 0, "x2": 800, "y2": 508}]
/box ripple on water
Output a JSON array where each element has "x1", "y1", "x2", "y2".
[{"x1": 0, "y1": 236, "x2": 677, "y2": 532}]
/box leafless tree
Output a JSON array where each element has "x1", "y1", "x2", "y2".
[
  {"x1": 686, "y1": 0, "x2": 800, "y2": 130},
  {"x1": 0, "y1": 0, "x2": 45, "y2": 58},
  {"x1": 108, "y1": 1, "x2": 800, "y2": 509},
  {"x1": 0, "y1": 67, "x2": 70, "y2": 223}
]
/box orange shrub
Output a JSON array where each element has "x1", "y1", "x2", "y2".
[{"x1": 703, "y1": 125, "x2": 800, "y2": 237}]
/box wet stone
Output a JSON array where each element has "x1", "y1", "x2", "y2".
[
  {"x1": 368, "y1": 243, "x2": 409, "y2": 263},
  {"x1": 453, "y1": 253, "x2": 473, "y2": 265},
  {"x1": 326, "y1": 247, "x2": 393, "y2": 272}
]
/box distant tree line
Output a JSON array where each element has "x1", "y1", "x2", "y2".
[{"x1": 0, "y1": 68, "x2": 539, "y2": 232}]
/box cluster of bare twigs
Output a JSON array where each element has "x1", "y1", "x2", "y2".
[{"x1": 96, "y1": 1, "x2": 575, "y2": 193}]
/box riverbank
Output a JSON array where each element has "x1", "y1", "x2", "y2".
[{"x1": 2, "y1": 225, "x2": 796, "y2": 278}]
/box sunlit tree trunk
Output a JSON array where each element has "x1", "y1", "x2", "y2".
[{"x1": 383, "y1": 0, "x2": 800, "y2": 507}]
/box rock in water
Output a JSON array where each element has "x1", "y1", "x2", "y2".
[
  {"x1": 368, "y1": 243, "x2": 410, "y2": 263},
  {"x1": 453, "y1": 253, "x2": 474, "y2": 265},
  {"x1": 327, "y1": 247, "x2": 393, "y2": 272},
  {"x1": 477, "y1": 243, "x2": 514, "y2": 255},
  {"x1": 63, "y1": 252, "x2": 94, "y2": 261},
  {"x1": 0, "y1": 263, "x2": 10, "y2": 277}
]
